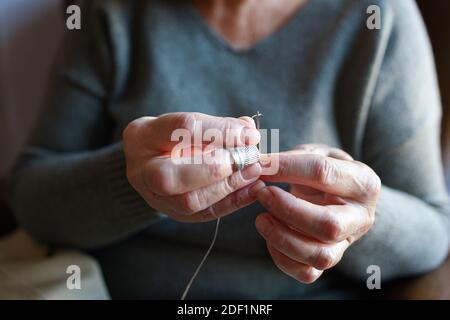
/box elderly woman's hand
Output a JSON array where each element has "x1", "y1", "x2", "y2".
[
  {"x1": 255, "y1": 144, "x2": 381, "y2": 283},
  {"x1": 123, "y1": 112, "x2": 264, "y2": 223}
]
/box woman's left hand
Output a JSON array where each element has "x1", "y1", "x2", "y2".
[{"x1": 255, "y1": 144, "x2": 381, "y2": 283}]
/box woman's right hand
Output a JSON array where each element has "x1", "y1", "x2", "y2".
[{"x1": 123, "y1": 112, "x2": 265, "y2": 223}]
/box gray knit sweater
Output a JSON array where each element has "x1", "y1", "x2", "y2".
[{"x1": 8, "y1": 0, "x2": 450, "y2": 299}]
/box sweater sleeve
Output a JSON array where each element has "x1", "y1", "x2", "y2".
[
  {"x1": 7, "y1": 1, "x2": 161, "y2": 250},
  {"x1": 337, "y1": 0, "x2": 449, "y2": 281}
]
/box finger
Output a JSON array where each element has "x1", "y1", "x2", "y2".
[
  {"x1": 255, "y1": 214, "x2": 350, "y2": 270},
  {"x1": 292, "y1": 144, "x2": 353, "y2": 161},
  {"x1": 142, "y1": 112, "x2": 260, "y2": 151},
  {"x1": 159, "y1": 163, "x2": 262, "y2": 215},
  {"x1": 262, "y1": 153, "x2": 380, "y2": 201},
  {"x1": 256, "y1": 186, "x2": 369, "y2": 243},
  {"x1": 166, "y1": 180, "x2": 265, "y2": 223},
  {"x1": 290, "y1": 185, "x2": 327, "y2": 206},
  {"x1": 144, "y1": 148, "x2": 235, "y2": 195},
  {"x1": 200, "y1": 180, "x2": 265, "y2": 219},
  {"x1": 327, "y1": 148, "x2": 354, "y2": 161},
  {"x1": 267, "y1": 244, "x2": 323, "y2": 284},
  {"x1": 290, "y1": 185, "x2": 345, "y2": 206}
]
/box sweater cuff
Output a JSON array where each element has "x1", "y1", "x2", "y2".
[{"x1": 103, "y1": 142, "x2": 164, "y2": 227}]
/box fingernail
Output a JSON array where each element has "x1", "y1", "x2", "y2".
[
  {"x1": 249, "y1": 180, "x2": 265, "y2": 197},
  {"x1": 242, "y1": 128, "x2": 260, "y2": 145},
  {"x1": 241, "y1": 163, "x2": 261, "y2": 180},
  {"x1": 255, "y1": 215, "x2": 274, "y2": 237},
  {"x1": 257, "y1": 187, "x2": 273, "y2": 207}
]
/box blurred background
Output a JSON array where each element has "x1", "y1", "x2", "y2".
[
  {"x1": 0, "y1": 0, "x2": 449, "y2": 298},
  {"x1": 0, "y1": 0, "x2": 64, "y2": 232}
]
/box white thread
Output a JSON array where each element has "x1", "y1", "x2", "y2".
[
  {"x1": 180, "y1": 112, "x2": 262, "y2": 300},
  {"x1": 181, "y1": 217, "x2": 221, "y2": 300}
]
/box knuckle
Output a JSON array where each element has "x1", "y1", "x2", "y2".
[
  {"x1": 175, "y1": 113, "x2": 198, "y2": 135},
  {"x1": 312, "y1": 157, "x2": 337, "y2": 186},
  {"x1": 296, "y1": 267, "x2": 319, "y2": 284},
  {"x1": 361, "y1": 209, "x2": 376, "y2": 235},
  {"x1": 123, "y1": 117, "x2": 152, "y2": 144},
  {"x1": 122, "y1": 119, "x2": 141, "y2": 141},
  {"x1": 312, "y1": 246, "x2": 336, "y2": 270},
  {"x1": 354, "y1": 162, "x2": 381, "y2": 199},
  {"x1": 180, "y1": 192, "x2": 202, "y2": 215},
  {"x1": 213, "y1": 175, "x2": 239, "y2": 203},
  {"x1": 368, "y1": 172, "x2": 382, "y2": 197},
  {"x1": 208, "y1": 162, "x2": 226, "y2": 180},
  {"x1": 320, "y1": 212, "x2": 344, "y2": 243},
  {"x1": 225, "y1": 172, "x2": 241, "y2": 193},
  {"x1": 330, "y1": 148, "x2": 352, "y2": 160}
]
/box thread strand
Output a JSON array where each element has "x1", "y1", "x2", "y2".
[{"x1": 181, "y1": 217, "x2": 221, "y2": 300}]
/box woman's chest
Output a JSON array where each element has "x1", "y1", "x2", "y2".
[{"x1": 110, "y1": 53, "x2": 342, "y2": 151}]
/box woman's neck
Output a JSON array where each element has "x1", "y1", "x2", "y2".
[{"x1": 192, "y1": 0, "x2": 308, "y2": 51}]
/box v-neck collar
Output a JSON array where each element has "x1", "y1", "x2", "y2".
[{"x1": 186, "y1": 1, "x2": 314, "y2": 55}]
